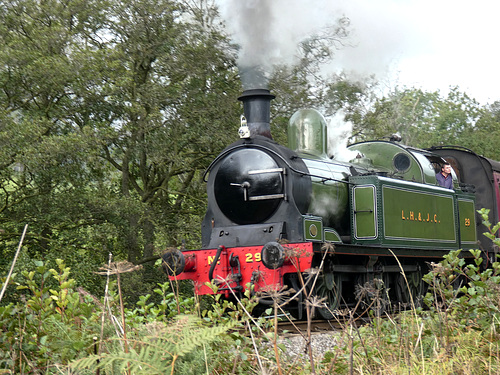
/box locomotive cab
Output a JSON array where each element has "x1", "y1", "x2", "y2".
[
  {"x1": 428, "y1": 146, "x2": 500, "y2": 263},
  {"x1": 347, "y1": 141, "x2": 461, "y2": 189}
]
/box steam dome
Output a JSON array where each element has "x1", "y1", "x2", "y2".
[{"x1": 288, "y1": 109, "x2": 328, "y2": 157}]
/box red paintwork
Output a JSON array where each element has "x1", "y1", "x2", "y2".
[{"x1": 169, "y1": 242, "x2": 314, "y2": 296}]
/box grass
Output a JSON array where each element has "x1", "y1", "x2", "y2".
[{"x1": 1, "y1": 228, "x2": 499, "y2": 373}]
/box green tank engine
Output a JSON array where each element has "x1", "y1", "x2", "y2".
[{"x1": 163, "y1": 89, "x2": 482, "y2": 319}]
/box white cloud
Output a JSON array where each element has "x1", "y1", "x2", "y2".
[{"x1": 394, "y1": 0, "x2": 500, "y2": 103}]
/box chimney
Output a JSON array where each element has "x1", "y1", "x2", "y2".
[{"x1": 238, "y1": 89, "x2": 275, "y2": 139}]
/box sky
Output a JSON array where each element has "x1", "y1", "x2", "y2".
[
  {"x1": 218, "y1": 0, "x2": 500, "y2": 105},
  {"x1": 383, "y1": 0, "x2": 500, "y2": 105}
]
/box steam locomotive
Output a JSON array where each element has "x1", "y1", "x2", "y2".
[{"x1": 162, "y1": 89, "x2": 500, "y2": 319}]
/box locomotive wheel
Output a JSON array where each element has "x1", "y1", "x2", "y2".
[
  {"x1": 285, "y1": 274, "x2": 307, "y2": 320},
  {"x1": 395, "y1": 270, "x2": 423, "y2": 307},
  {"x1": 313, "y1": 271, "x2": 342, "y2": 320}
]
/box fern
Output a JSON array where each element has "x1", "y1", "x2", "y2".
[{"x1": 71, "y1": 315, "x2": 237, "y2": 374}]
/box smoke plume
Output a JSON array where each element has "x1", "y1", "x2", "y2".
[
  {"x1": 217, "y1": 0, "x2": 423, "y2": 89},
  {"x1": 218, "y1": 0, "x2": 342, "y2": 88}
]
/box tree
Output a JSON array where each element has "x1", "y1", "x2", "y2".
[
  {"x1": 91, "y1": 0, "x2": 242, "y2": 263},
  {"x1": 352, "y1": 86, "x2": 498, "y2": 156},
  {"x1": 460, "y1": 102, "x2": 500, "y2": 160},
  {"x1": 0, "y1": 0, "x2": 242, "y2": 273},
  {"x1": 0, "y1": 0, "x2": 110, "y2": 253}
]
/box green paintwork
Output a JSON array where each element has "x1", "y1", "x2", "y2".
[
  {"x1": 301, "y1": 157, "x2": 350, "y2": 231},
  {"x1": 409, "y1": 151, "x2": 440, "y2": 184},
  {"x1": 348, "y1": 142, "x2": 427, "y2": 184},
  {"x1": 349, "y1": 175, "x2": 474, "y2": 250},
  {"x1": 457, "y1": 197, "x2": 477, "y2": 247},
  {"x1": 348, "y1": 141, "x2": 424, "y2": 182},
  {"x1": 324, "y1": 228, "x2": 342, "y2": 243},
  {"x1": 303, "y1": 216, "x2": 323, "y2": 241},
  {"x1": 383, "y1": 185, "x2": 456, "y2": 245},
  {"x1": 352, "y1": 185, "x2": 377, "y2": 239}
]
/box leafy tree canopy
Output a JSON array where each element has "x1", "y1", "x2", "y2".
[
  {"x1": 0, "y1": 0, "x2": 242, "y2": 275},
  {"x1": 350, "y1": 86, "x2": 500, "y2": 160}
]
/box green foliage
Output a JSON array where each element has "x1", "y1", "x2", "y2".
[
  {"x1": 352, "y1": 86, "x2": 500, "y2": 160},
  {"x1": 2, "y1": 246, "x2": 499, "y2": 374},
  {"x1": 478, "y1": 208, "x2": 500, "y2": 247},
  {"x1": 127, "y1": 281, "x2": 195, "y2": 324},
  {"x1": 201, "y1": 282, "x2": 260, "y2": 323},
  {"x1": 71, "y1": 315, "x2": 237, "y2": 375},
  {"x1": 423, "y1": 211, "x2": 500, "y2": 332},
  {"x1": 0, "y1": 257, "x2": 218, "y2": 373},
  {"x1": 332, "y1": 313, "x2": 500, "y2": 374},
  {"x1": 0, "y1": 259, "x2": 99, "y2": 373},
  {"x1": 0, "y1": 0, "x2": 242, "y2": 268}
]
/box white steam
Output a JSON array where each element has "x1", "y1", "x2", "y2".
[
  {"x1": 309, "y1": 194, "x2": 341, "y2": 223},
  {"x1": 217, "y1": 0, "x2": 424, "y2": 89},
  {"x1": 327, "y1": 111, "x2": 358, "y2": 162}
]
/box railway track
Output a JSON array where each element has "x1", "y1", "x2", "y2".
[
  {"x1": 277, "y1": 319, "x2": 339, "y2": 333},
  {"x1": 276, "y1": 316, "x2": 375, "y2": 334}
]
